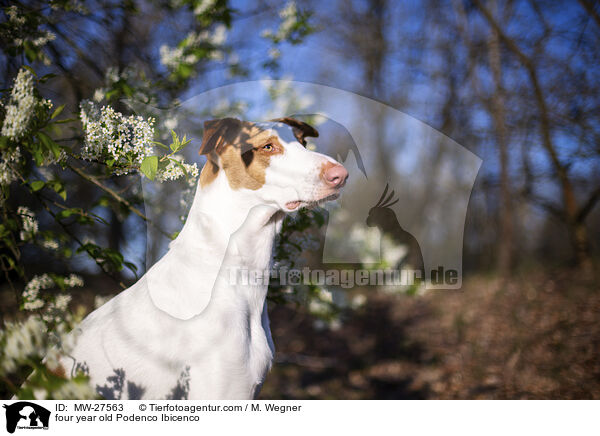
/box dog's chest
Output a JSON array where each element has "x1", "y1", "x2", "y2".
[{"x1": 185, "y1": 300, "x2": 274, "y2": 399}]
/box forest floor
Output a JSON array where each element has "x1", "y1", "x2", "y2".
[
  {"x1": 261, "y1": 269, "x2": 600, "y2": 399},
  {"x1": 1, "y1": 268, "x2": 598, "y2": 399}
]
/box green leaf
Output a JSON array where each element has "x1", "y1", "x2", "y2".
[
  {"x1": 51, "y1": 104, "x2": 65, "y2": 120},
  {"x1": 24, "y1": 46, "x2": 38, "y2": 62},
  {"x1": 170, "y1": 130, "x2": 179, "y2": 152},
  {"x1": 53, "y1": 117, "x2": 77, "y2": 124},
  {"x1": 30, "y1": 180, "x2": 45, "y2": 191},
  {"x1": 140, "y1": 156, "x2": 158, "y2": 180},
  {"x1": 122, "y1": 83, "x2": 133, "y2": 97},
  {"x1": 33, "y1": 149, "x2": 44, "y2": 166},
  {"x1": 124, "y1": 261, "x2": 138, "y2": 273},
  {"x1": 39, "y1": 73, "x2": 57, "y2": 83},
  {"x1": 56, "y1": 208, "x2": 79, "y2": 220},
  {"x1": 152, "y1": 140, "x2": 169, "y2": 150},
  {"x1": 95, "y1": 196, "x2": 111, "y2": 207},
  {"x1": 47, "y1": 180, "x2": 67, "y2": 200},
  {"x1": 38, "y1": 132, "x2": 61, "y2": 159},
  {"x1": 22, "y1": 64, "x2": 37, "y2": 77}
]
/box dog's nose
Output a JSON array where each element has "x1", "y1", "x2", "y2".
[{"x1": 322, "y1": 163, "x2": 349, "y2": 188}]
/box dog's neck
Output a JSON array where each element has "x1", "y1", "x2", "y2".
[
  {"x1": 185, "y1": 173, "x2": 269, "y2": 246},
  {"x1": 181, "y1": 171, "x2": 284, "y2": 255},
  {"x1": 146, "y1": 169, "x2": 284, "y2": 320}
]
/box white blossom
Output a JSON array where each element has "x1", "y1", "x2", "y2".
[
  {"x1": 94, "y1": 294, "x2": 114, "y2": 309},
  {"x1": 41, "y1": 147, "x2": 67, "y2": 166},
  {"x1": 93, "y1": 88, "x2": 105, "y2": 102},
  {"x1": 160, "y1": 25, "x2": 228, "y2": 70},
  {"x1": 156, "y1": 156, "x2": 199, "y2": 183},
  {"x1": 163, "y1": 116, "x2": 178, "y2": 131},
  {"x1": 17, "y1": 206, "x2": 39, "y2": 241},
  {"x1": 1, "y1": 316, "x2": 46, "y2": 373},
  {"x1": 64, "y1": 274, "x2": 84, "y2": 288},
  {"x1": 32, "y1": 31, "x2": 56, "y2": 47},
  {"x1": 193, "y1": 0, "x2": 215, "y2": 15},
  {"x1": 80, "y1": 102, "x2": 155, "y2": 174},
  {"x1": 263, "y1": 78, "x2": 315, "y2": 119},
  {"x1": 42, "y1": 239, "x2": 59, "y2": 250},
  {"x1": 43, "y1": 348, "x2": 63, "y2": 372},
  {"x1": 1, "y1": 68, "x2": 36, "y2": 139},
  {"x1": 54, "y1": 294, "x2": 72, "y2": 311},
  {"x1": 53, "y1": 379, "x2": 97, "y2": 400},
  {"x1": 42, "y1": 294, "x2": 73, "y2": 324},
  {"x1": 318, "y1": 287, "x2": 333, "y2": 303},
  {"x1": 210, "y1": 24, "x2": 227, "y2": 45},
  {"x1": 261, "y1": 1, "x2": 302, "y2": 43},
  {"x1": 309, "y1": 298, "x2": 330, "y2": 316},
  {"x1": 160, "y1": 44, "x2": 185, "y2": 70},
  {"x1": 268, "y1": 47, "x2": 281, "y2": 59},
  {"x1": 346, "y1": 225, "x2": 407, "y2": 267},
  {"x1": 6, "y1": 5, "x2": 25, "y2": 25},
  {"x1": 329, "y1": 318, "x2": 342, "y2": 331},
  {"x1": 22, "y1": 274, "x2": 54, "y2": 311},
  {"x1": 33, "y1": 389, "x2": 48, "y2": 400},
  {"x1": 105, "y1": 67, "x2": 120, "y2": 84},
  {"x1": 0, "y1": 147, "x2": 22, "y2": 187},
  {"x1": 351, "y1": 293, "x2": 367, "y2": 309},
  {"x1": 279, "y1": 1, "x2": 299, "y2": 36}
]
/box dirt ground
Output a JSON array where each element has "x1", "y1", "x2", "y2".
[
  {"x1": 261, "y1": 270, "x2": 600, "y2": 399},
  {"x1": 1, "y1": 268, "x2": 598, "y2": 399}
]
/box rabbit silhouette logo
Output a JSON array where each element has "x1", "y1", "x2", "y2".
[{"x1": 3, "y1": 402, "x2": 50, "y2": 433}]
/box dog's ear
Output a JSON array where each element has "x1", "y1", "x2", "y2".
[
  {"x1": 199, "y1": 118, "x2": 242, "y2": 155},
  {"x1": 271, "y1": 117, "x2": 319, "y2": 146}
]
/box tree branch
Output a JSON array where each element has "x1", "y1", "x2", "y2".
[
  {"x1": 68, "y1": 163, "x2": 173, "y2": 239},
  {"x1": 576, "y1": 186, "x2": 600, "y2": 223},
  {"x1": 473, "y1": 0, "x2": 579, "y2": 220},
  {"x1": 578, "y1": 0, "x2": 600, "y2": 29}
]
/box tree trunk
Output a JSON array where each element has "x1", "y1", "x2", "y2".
[
  {"x1": 487, "y1": 0, "x2": 513, "y2": 277},
  {"x1": 570, "y1": 216, "x2": 593, "y2": 274}
]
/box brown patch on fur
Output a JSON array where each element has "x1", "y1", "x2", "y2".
[
  {"x1": 199, "y1": 118, "x2": 285, "y2": 190},
  {"x1": 221, "y1": 130, "x2": 283, "y2": 190},
  {"x1": 199, "y1": 159, "x2": 220, "y2": 187},
  {"x1": 199, "y1": 118, "x2": 242, "y2": 155}
]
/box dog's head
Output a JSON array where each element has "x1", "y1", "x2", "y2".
[{"x1": 198, "y1": 117, "x2": 348, "y2": 212}]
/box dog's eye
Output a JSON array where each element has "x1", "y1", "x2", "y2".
[{"x1": 262, "y1": 143, "x2": 274, "y2": 151}]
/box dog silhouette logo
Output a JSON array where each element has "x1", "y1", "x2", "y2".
[
  {"x1": 3, "y1": 402, "x2": 50, "y2": 433},
  {"x1": 366, "y1": 184, "x2": 425, "y2": 277}
]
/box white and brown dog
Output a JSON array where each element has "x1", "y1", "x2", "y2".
[{"x1": 60, "y1": 117, "x2": 348, "y2": 399}]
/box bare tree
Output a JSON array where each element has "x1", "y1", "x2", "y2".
[{"x1": 474, "y1": 0, "x2": 598, "y2": 272}]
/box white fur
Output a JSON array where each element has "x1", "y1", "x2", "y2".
[{"x1": 60, "y1": 121, "x2": 344, "y2": 399}]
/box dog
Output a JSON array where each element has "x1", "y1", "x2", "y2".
[{"x1": 59, "y1": 117, "x2": 348, "y2": 399}]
